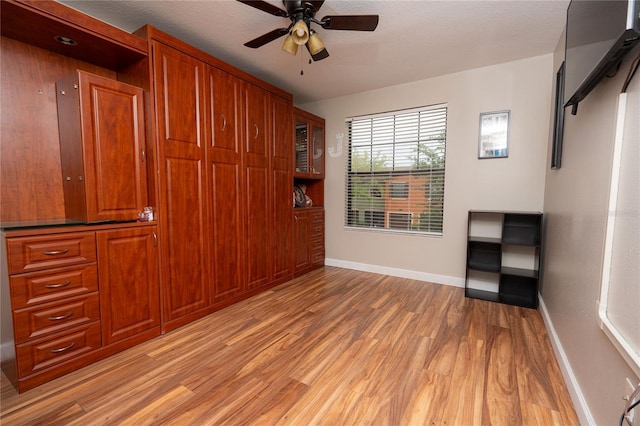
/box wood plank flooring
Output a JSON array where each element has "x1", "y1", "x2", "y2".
[{"x1": 1, "y1": 267, "x2": 579, "y2": 425}]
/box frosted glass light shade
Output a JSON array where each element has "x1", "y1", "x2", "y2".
[
  {"x1": 291, "y1": 20, "x2": 309, "y2": 45},
  {"x1": 307, "y1": 32, "x2": 326, "y2": 55},
  {"x1": 282, "y1": 35, "x2": 298, "y2": 55}
]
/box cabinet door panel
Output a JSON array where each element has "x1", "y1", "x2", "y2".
[
  {"x1": 243, "y1": 84, "x2": 270, "y2": 289},
  {"x1": 154, "y1": 43, "x2": 203, "y2": 148},
  {"x1": 79, "y1": 73, "x2": 147, "y2": 222},
  {"x1": 271, "y1": 95, "x2": 293, "y2": 281},
  {"x1": 97, "y1": 227, "x2": 160, "y2": 345},
  {"x1": 208, "y1": 67, "x2": 244, "y2": 302},
  {"x1": 209, "y1": 162, "x2": 244, "y2": 301},
  {"x1": 153, "y1": 41, "x2": 209, "y2": 322},
  {"x1": 245, "y1": 165, "x2": 270, "y2": 289}
]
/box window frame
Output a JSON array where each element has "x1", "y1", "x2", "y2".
[{"x1": 344, "y1": 103, "x2": 447, "y2": 236}]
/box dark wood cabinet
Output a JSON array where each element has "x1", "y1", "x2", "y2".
[
  {"x1": 464, "y1": 211, "x2": 542, "y2": 309},
  {"x1": 56, "y1": 70, "x2": 148, "y2": 223},
  {"x1": 293, "y1": 108, "x2": 325, "y2": 277},
  {"x1": 147, "y1": 30, "x2": 295, "y2": 330},
  {"x1": 152, "y1": 41, "x2": 210, "y2": 328},
  {"x1": 294, "y1": 208, "x2": 325, "y2": 276},
  {"x1": 3, "y1": 229, "x2": 100, "y2": 392},
  {"x1": 96, "y1": 227, "x2": 160, "y2": 346},
  {"x1": 1, "y1": 0, "x2": 303, "y2": 392}
]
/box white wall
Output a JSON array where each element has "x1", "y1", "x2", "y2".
[
  {"x1": 541, "y1": 35, "x2": 640, "y2": 423},
  {"x1": 300, "y1": 55, "x2": 553, "y2": 284}
]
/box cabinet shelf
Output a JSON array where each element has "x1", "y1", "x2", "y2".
[
  {"x1": 465, "y1": 210, "x2": 542, "y2": 309},
  {"x1": 468, "y1": 236, "x2": 502, "y2": 244},
  {"x1": 501, "y1": 266, "x2": 538, "y2": 279}
]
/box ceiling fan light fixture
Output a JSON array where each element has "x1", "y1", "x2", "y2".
[
  {"x1": 307, "y1": 31, "x2": 326, "y2": 55},
  {"x1": 282, "y1": 34, "x2": 298, "y2": 55},
  {"x1": 291, "y1": 19, "x2": 309, "y2": 45}
]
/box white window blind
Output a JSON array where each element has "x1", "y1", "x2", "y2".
[{"x1": 345, "y1": 104, "x2": 447, "y2": 235}]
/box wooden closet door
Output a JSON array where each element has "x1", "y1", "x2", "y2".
[
  {"x1": 152, "y1": 41, "x2": 209, "y2": 325},
  {"x1": 242, "y1": 83, "x2": 271, "y2": 290},
  {"x1": 271, "y1": 94, "x2": 293, "y2": 282},
  {"x1": 207, "y1": 66, "x2": 245, "y2": 303}
]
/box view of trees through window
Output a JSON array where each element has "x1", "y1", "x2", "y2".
[{"x1": 345, "y1": 104, "x2": 447, "y2": 235}]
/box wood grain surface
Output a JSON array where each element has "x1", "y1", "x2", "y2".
[{"x1": 1, "y1": 267, "x2": 579, "y2": 425}]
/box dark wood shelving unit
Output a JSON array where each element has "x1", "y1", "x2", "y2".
[{"x1": 465, "y1": 210, "x2": 543, "y2": 309}]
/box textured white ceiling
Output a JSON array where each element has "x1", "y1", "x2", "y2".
[{"x1": 58, "y1": 0, "x2": 569, "y2": 104}]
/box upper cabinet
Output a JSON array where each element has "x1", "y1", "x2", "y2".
[
  {"x1": 294, "y1": 108, "x2": 325, "y2": 179},
  {"x1": 0, "y1": 0, "x2": 147, "y2": 70},
  {"x1": 56, "y1": 70, "x2": 148, "y2": 223}
]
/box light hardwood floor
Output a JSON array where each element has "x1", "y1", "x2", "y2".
[{"x1": 1, "y1": 267, "x2": 579, "y2": 425}]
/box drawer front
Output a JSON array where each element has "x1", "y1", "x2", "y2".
[
  {"x1": 310, "y1": 210, "x2": 324, "y2": 224},
  {"x1": 16, "y1": 322, "x2": 101, "y2": 378},
  {"x1": 311, "y1": 249, "x2": 325, "y2": 265},
  {"x1": 310, "y1": 223, "x2": 324, "y2": 238},
  {"x1": 7, "y1": 232, "x2": 96, "y2": 274},
  {"x1": 13, "y1": 293, "x2": 100, "y2": 343},
  {"x1": 10, "y1": 264, "x2": 98, "y2": 308},
  {"x1": 310, "y1": 236, "x2": 324, "y2": 251}
]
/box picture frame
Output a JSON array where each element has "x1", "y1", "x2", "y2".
[
  {"x1": 551, "y1": 62, "x2": 565, "y2": 169},
  {"x1": 478, "y1": 110, "x2": 510, "y2": 159}
]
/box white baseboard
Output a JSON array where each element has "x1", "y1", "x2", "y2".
[
  {"x1": 538, "y1": 295, "x2": 595, "y2": 425},
  {"x1": 324, "y1": 258, "x2": 465, "y2": 288}
]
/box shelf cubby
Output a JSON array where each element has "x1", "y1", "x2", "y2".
[{"x1": 465, "y1": 210, "x2": 542, "y2": 309}]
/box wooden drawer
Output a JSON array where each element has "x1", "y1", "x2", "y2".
[
  {"x1": 310, "y1": 210, "x2": 324, "y2": 224},
  {"x1": 16, "y1": 322, "x2": 101, "y2": 379},
  {"x1": 7, "y1": 232, "x2": 96, "y2": 274},
  {"x1": 311, "y1": 249, "x2": 325, "y2": 265},
  {"x1": 310, "y1": 236, "x2": 324, "y2": 251},
  {"x1": 310, "y1": 223, "x2": 324, "y2": 238},
  {"x1": 9, "y1": 264, "x2": 98, "y2": 309},
  {"x1": 13, "y1": 293, "x2": 100, "y2": 343}
]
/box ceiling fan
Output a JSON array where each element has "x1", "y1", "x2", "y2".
[{"x1": 236, "y1": 0, "x2": 379, "y2": 61}]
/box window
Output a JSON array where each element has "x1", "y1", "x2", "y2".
[
  {"x1": 388, "y1": 212, "x2": 412, "y2": 230},
  {"x1": 345, "y1": 104, "x2": 447, "y2": 235},
  {"x1": 389, "y1": 182, "x2": 409, "y2": 198}
]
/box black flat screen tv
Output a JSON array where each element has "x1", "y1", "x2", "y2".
[{"x1": 564, "y1": 0, "x2": 640, "y2": 113}]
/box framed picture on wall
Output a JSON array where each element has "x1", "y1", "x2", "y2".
[
  {"x1": 551, "y1": 62, "x2": 565, "y2": 169},
  {"x1": 478, "y1": 110, "x2": 510, "y2": 159}
]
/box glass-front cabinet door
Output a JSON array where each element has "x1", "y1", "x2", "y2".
[
  {"x1": 311, "y1": 124, "x2": 324, "y2": 176},
  {"x1": 294, "y1": 109, "x2": 325, "y2": 179},
  {"x1": 295, "y1": 119, "x2": 308, "y2": 174}
]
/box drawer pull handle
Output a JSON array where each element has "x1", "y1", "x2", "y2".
[
  {"x1": 49, "y1": 312, "x2": 73, "y2": 321},
  {"x1": 45, "y1": 280, "x2": 71, "y2": 289},
  {"x1": 51, "y1": 342, "x2": 75, "y2": 354},
  {"x1": 42, "y1": 249, "x2": 69, "y2": 256}
]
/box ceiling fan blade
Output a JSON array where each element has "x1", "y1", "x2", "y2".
[
  {"x1": 320, "y1": 15, "x2": 379, "y2": 31},
  {"x1": 236, "y1": 0, "x2": 288, "y2": 17},
  {"x1": 244, "y1": 28, "x2": 289, "y2": 48}
]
